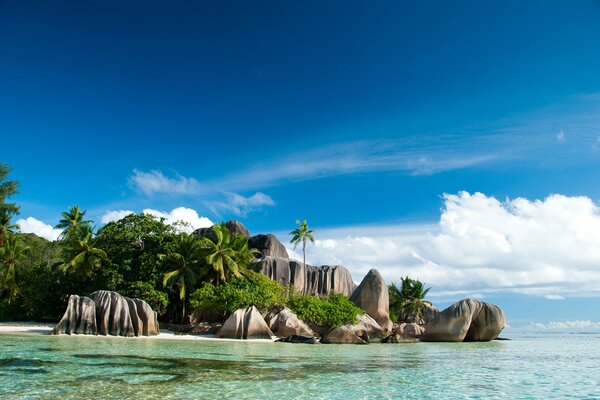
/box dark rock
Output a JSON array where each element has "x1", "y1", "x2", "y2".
[
  {"x1": 276, "y1": 335, "x2": 319, "y2": 344},
  {"x1": 259, "y1": 256, "x2": 356, "y2": 296},
  {"x1": 54, "y1": 290, "x2": 160, "y2": 337},
  {"x1": 350, "y1": 269, "x2": 393, "y2": 331},
  {"x1": 249, "y1": 234, "x2": 289, "y2": 258},
  {"x1": 216, "y1": 306, "x2": 274, "y2": 339},
  {"x1": 382, "y1": 334, "x2": 418, "y2": 343},
  {"x1": 53, "y1": 295, "x2": 97, "y2": 335},
  {"x1": 194, "y1": 220, "x2": 250, "y2": 240},
  {"x1": 420, "y1": 299, "x2": 505, "y2": 342}
]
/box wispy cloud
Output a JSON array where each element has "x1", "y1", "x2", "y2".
[
  {"x1": 210, "y1": 192, "x2": 275, "y2": 217},
  {"x1": 524, "y1": 320, "x2": 600, "y2": 332},
  {"x1": 129, "y1": 169, "x2": 202, "y2": 195}
]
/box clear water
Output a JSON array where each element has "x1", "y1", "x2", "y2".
[{"x1": 0, "y1": 332, "x2": 599, "y2": 399}]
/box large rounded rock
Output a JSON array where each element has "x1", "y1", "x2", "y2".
[
  {"x1": 394, "y1": 322, "x2": 424, "y2": 338},
  {"x1": 259, "y1": 256, "x2": 356, "y2": 296},
  {"x1": 350, "y1": 269, "x2": 393, "y2": 331},
  {"x1": 53, "y1": 295, "x2": 97, "y2": 335},
  {"x1": 264, "y1": 307, "x2": 315, "y2": 338},
  {"x1": 249, "y1": 234, "x2": 289, "y2": 258},
  {"x1": 420, "y1": 299, "x2": 505, "y2": 342},
  {"x1": 54, "y1": 290, "x2": 160, "y2": 337},
  {"x1": 321, "y1": 314, "x2": 385, "y2": 344},
  {"x1": 217, "y1": 306, "x2": 274, "y2": 340}
]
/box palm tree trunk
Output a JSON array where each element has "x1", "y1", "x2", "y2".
[{"x1": 303, "y1": 238, "x2": 306, "y2": 266}]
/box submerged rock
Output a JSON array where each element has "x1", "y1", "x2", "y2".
[
  {"x1": 260, "y1": 256, "x2": 356, "y2": 296},
  {"x1": 382, "y1": 334, "x2": 419, "y2": 344},
  {"x1": 420, "y1": 299, "x2": 505, "y2": 342},
  {"x1": 276, "y1": 335, "x2": 319, "y2": 344},
  {"x1": 217, "y1": 306, "x2": 274, "y2": 339},
  {"x1": 53, "y1": 291, "x2": 159, "y2": 337},
  {"x1": 350, "y1": 269, "x2": 393, "y2": 332},
  {"x1": 264, "y1": 307, "x2": 315, "y2": 338}
]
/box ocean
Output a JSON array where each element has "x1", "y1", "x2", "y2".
[{"x1": 0, "y1": 332, "x2": 598, "y2": 399}]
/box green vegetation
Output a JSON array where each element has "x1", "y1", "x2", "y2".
[
  {"x1": 0, "y1": 162, "x2": 20, "y2": 247},
  {"x1": 289, "y1": 219, "x2": 315, "y2": 267},
  {"x1": 287, "y1": 292, "x2": 363, "y2": 327},
  {"x1": 388, "y1": 277, "x2": 432, "y2": 323}
]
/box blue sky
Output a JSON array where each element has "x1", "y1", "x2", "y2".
[{"x1": 2, "y1": 1, "x2": 600, "y2": 328}]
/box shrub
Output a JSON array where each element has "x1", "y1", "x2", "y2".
[
  {"x1": 190, "y1": 271, "x2": 287, "y2": 315},
  {"x1": 122, "y1": 281, "x2": 169, "y2": 316},
  {"x1": 287, "y1": 292, "x2": 363, "y2": 328}
]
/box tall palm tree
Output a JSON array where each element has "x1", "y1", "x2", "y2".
[
  {"x1": 55, "y1": 205, "x2": 92, "y2": 239},
  {"x1": 0, "y1": 212, "x2": 17, "y2": 247},
  {"x1": 199, "y1": 223, "x2": 241, "y2": 284},
  {"x1": 389, "y1": 277, "x2": 432, "y2": 323},
  {"x1": 0, "y1": 234, "x2": 30, "y2": 302},
  {"x1": 162, "y1": 233, "x2": 205, "y2": 322},
  {"x1": 58, "y1": 225, "x2": 107, "y2": 279},
  {"x1": 289, "y1": 219, "x2": 315, "y2": 267}
]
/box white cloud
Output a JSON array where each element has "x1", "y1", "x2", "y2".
[
  {"x1": 100, "y1": 210, "x2": 134, "y2": 224},
  {"x1": 142, "y1": 207, "x2": 213, "y2": 233},
  {"x1": 16, "y1": 217, "x2": 62, "y2": 241},
  {"x1": 211, "y1": 192, "x2": 275, "y2": 216},
  {"x1": 279, "y1": 192, "x2": 600, "y2": 299},
  {"x1": 524, "y1": 320, "x2": 600, "y2": 332},
  {"x1": 544, "y1": 294, "x2": 566, "y2": 300},
  {"x1": 129, "y1": 169, "x2": 201, "y2": 195}
]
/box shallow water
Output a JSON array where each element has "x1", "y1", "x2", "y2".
[{"x1": 0, "y1": 332, "x2": 598, "y2": 399}]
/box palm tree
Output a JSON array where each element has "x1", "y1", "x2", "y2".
[
  {"x1": 389, "y1": 277, "x2": 432, "y2": 324},
  {"x1": 58, "y1": 225, "x2": 107, "y2": 279},
  {"x1": 0, "y1": 212, "x2": 17, "y2": 247},
  {"x1": 55, "y1": 205, "x2": 92, "y2": 239},
  {"x1": 230, "y1": 232, "x2": 261, "y2": 274},
  {"x1": 199, "y1": 223, "x2": 242, "y2": 284},
  {"x1": 162, "y1": 233, "x2": 205, "y2": 322},
  {"x1": 289, "y1": 219, "x2": 315, "y2": 267},
  {"x1": 0, "y1": 234, "x2": 30, "y2": 302}
]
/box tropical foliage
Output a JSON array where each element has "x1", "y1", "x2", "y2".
[
  {"x1": 287, "y1": 292, "x2": 363, "y2": 328},
  {"x1": 388, "y1": 277, "x2": 432, "y2": 323},
  {"x1": 0, "y1": 234, "x2": 29, "y2": 302},
  {"x1": 0, "y1": 162, "x2": 19, "y2": 247},
  {"x1": 289, "y1": 219, "x2": 315, "y2": 267}
]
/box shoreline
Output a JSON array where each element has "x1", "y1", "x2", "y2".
[{"x1": 0, "y1": 323, "x2": 277, "y2": 343}]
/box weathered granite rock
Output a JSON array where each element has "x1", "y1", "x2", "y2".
[
  {"x1": 321, "y1": 314, "x2": 385, "y2": 344},
  {"x1": 394, "y1": 322, "x2": 424, "y2": 338},
  {"x1": 276, "y1": 335, "x2": 319, "y2": 344},
  {"x1": 260, "y1": 256, "x2": 356, "y2": 296},
  {"x1": 194, "y1": 220, "x2": 250, "y2": 240},
  {"x1": 420, "y1": 299, "x2": 505, "y2": 342},
  {"x1": 54, "y1": 290, "x2": 159, "y2": 337},
  {"x1": 53, "y1": 295, "x2": 97, "y2": 335},
  {"x1": 349, "y1": 269, "x2": 393, "y2": 331},
  {"x1": 249, "y1": 234, "x2": 289, "y2": 258},
  {"x1": 382, "y1": 334, "x2": 418, "y2": 343},
  {"x1": 264, "y1": 307, "x2": 315, "y2": 338},
  {"x1": 217, "y1": 306, "x2": 274, "y2": 339}
]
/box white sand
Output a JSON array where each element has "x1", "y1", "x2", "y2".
[{"x1": 0, "y1": 323, "x2": 276, "y2": 343}]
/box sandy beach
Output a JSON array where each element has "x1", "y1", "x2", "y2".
[{"x1": 0, "y1": 323, "x2": 276, "y2": 343}]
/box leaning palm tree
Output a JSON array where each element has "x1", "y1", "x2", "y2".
[
  {"x1": 289, "y1": 219, "x2": 315, "y2": 267},
  {"x1": 162, "y1": 233, "x2": 206, "y2": 323},
  {"x1": 389, "y1": 277, "x2": 432, "y2": 323},
  {"x1": 199, "y1": 223, "x2": 242, "y2": 284},
  {"x1": 0, "y1": 234, "x2": 30, "y2": 302},
  {"x1": 57, "y1": 225, "x2": 107, "y2": 279},
  {"x1": 55, "y1": 205, "x2": 92, "y2": 239}
]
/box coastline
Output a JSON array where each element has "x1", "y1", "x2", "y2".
[{"x1": 0, "y1": 323, "x2": 277, "y2": 343}]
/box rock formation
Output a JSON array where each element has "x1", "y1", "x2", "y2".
[
  {"x1": 249, "y1": 234, "x2": 289, "y2": 258},
  {"x1": 216, "y1": 306, "x2": 274, "y2": 339},
  {"x1": 349, "y1": 269, "x2": 393, "y2": 331},
  {"x1": 420, "y1": 298, "x2": 505, "y2": 342},
  {"x1": 394, "y1": 322, "x2": 424, "y2": 338},
  {"x1": 194, "y1": 220, "x2": 251, "y2": 240},
  {"x1": 321, "y1": 314, "x2": 386, "y2": 344},
  {"x1": 53, "y1": 291, "x2": 159, "y2": 337},
  {"x1": 382, "y1": 334, "x2": 418, "y2": 343},
  {"x1": 260, "y1": 256, "x2": 356, "y2": 296},
  {"x1": 264, "y1": 307, "x2": 315, "y2": 338}
]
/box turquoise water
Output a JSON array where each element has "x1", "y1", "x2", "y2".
[{"x1": 0, "y1": 332, "x2": 599, "y2": 399}]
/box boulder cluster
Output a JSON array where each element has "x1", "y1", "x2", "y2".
[{"x1": 53, "y1": 290, "x2": 159, "y2": 337}]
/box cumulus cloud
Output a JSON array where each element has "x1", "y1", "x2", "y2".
[
  {"x1": 142, "y1": 207, "x2": 213, "y2": 233},
  {"x1": 280, "y1": 192, "x2": 600, "y2": 299},
  {"x1": 100, "y1": 210, "x2": 134, "y2": 224},
  {"x1": 525, "y1": 320, "x2": 600, "y2": 332},
  {"x1": 211, "y1": 192, "x2": 275, "y2": 216},
  {"x1": 129, "y1": 169, "x2": 201, "y2": 195},
  {"x1": 16, "y1": 217, "x2": 62, "y2": 241}
]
